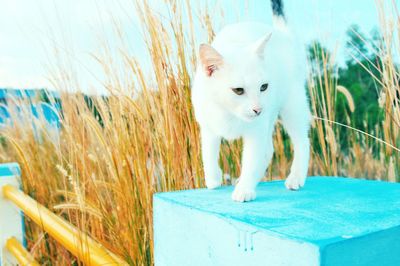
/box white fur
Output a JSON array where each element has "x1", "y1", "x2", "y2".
[{"x1": 192, "y1": 21, "x2": 310, "y2": 202}]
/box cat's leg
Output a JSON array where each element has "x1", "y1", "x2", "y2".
[
  {"x1": 232, "y1": 129, "x2": 273, "y2": 202},
  {"x1": 201, "y1": 128, "x2": 223, "y2": 189},
  {"x1": 280, "y1": 89, "x2": 311, "y2": 190}
]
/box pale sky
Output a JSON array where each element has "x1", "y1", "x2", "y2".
[{"x1": 0, "y1": 0, "x2": 392, "y2": 93}]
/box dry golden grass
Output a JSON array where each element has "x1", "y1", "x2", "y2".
[{"x1": 0, "y1": 0, "x2": 399, "y2": 265}]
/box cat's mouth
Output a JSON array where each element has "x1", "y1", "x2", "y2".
[{"x1": 242, "y1": 114, "x2": 259, "y2": 122}]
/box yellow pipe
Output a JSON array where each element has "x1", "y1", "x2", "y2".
[
  {"x1": 5, "y1": 237, "x2": 40, "y2": 266},
  {"x1": 2, "y1": 185, "x2": 128, "y2": 266}
]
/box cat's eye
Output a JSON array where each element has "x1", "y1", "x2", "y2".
[
  {"x1": 260, "y1": 83, "x2": 269, "y2": 92},
  {"x1": 232, "y1": 87, "x2": 245, "y2": 95}
]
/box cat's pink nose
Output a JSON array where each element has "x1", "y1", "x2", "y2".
[{"x1": 253, "y1": 107, "x2": 262, "y2": 115}]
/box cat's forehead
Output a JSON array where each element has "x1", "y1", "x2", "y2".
[
  {"x1": 225, "y1": 48, "x2": 265, "y2": 70},
  {"x1": 227, "y1": 48, "x2": 259, "y2": 64},
  {"x1": 225, "y1": 54, "x2": 267, "y2": 83}
]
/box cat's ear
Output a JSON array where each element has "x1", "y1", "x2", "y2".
[
  {"x1": 199, "y1": 44, "x2": 224, "y2": 77},
  {"x1": 252, "y1": 33, "x2": 272, "y2": 58}
]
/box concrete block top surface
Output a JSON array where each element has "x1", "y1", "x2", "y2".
[{"x1": 154, "y1": 177, "x2": 400, "y2": 247}]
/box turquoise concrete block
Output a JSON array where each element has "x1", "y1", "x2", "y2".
[{"x1": 153, "y1": 177, "x2": 400, "y2": 266}]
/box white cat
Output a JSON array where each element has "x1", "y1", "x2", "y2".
[{"x1": 191, "y1": 0, "x2": 311, "y2": 202}]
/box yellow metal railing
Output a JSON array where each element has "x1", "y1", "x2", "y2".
[
  {"x1": 5, "y1": 237, "x2": 40, "y2": 266},
  {"x1": 2, "y1": 184, "x2": 128, "y2": 266}
]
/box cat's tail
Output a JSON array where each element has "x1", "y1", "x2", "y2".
[{"x1": 270, "y1": 0, "x2": 286, "y2": 28}]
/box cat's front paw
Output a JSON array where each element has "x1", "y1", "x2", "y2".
[
  {"x1": 285, "y1": 173, "x2": 306, "y2": 190},
  {"x1": 205, "y1": 169, "x2": 222, "y2": 189},
  {"x1": 205, "y1": 177, "x2": 222, "y2": 189},
  {"x1": 232, "y1": 183, "x2": 256, "y2": 202}
]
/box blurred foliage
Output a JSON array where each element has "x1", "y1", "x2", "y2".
[{"x1": 307, "y1": 24, "x2": 388, "y2": 153}]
